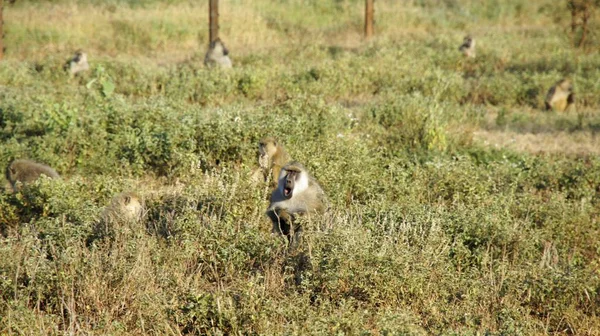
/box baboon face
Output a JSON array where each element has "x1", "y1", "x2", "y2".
[
  {"x1": 258, "y1": 141, "x2": 269, "y2": 168},
  {"x1": 120, "y1": 194, "x2": 143, "y2": 220},
  {"x1": 282, "y1": 169, "x2": 299, "y2": 199},
  {"x1": 279, "y1": 165, "x2": 308, "y2": 200},
  {"x1": 258, "y1": 137, "x2": 281, "y2": 170},
  {"x1": 259, "y1": 138, "x2": 277, "y2": 157}
]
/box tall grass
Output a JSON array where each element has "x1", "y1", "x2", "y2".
[{"x1": 0, "y1": 0, "x2": 599, "y2": 334}]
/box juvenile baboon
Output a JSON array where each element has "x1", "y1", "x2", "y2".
[
  {"x1": 204, "y1": 38, "x2": 232, "y2": 69},
  {"x1": 63, "y1": 49, "x2": 90, "y2": 76},
  {"x1": 89, "y1": 192, "x2": 145, "y2": 244},
  {"x1": 266, "y1": 162, "x2": 327, "y2": 245},
  {"x1": 545, "y1": 79, "x2": 575, "y2": 112},
  {"x1": 253, "y1": 137, "x2": 291, "y2": 188},
  {"x1": 5, "y1": 159, "x2": 60, "y2": 192},
  {"x1": 101, "y1": 192, "x2": 144, "y2": 224},
  {"x1": 459, "y1": 35, "x2": 476, "y2": 58}
]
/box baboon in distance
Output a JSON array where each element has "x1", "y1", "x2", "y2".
[
  {"x1": 252, "y1": 137, "x2": 291, "y2": 188},
  {"x1": 5, "y1": 159, "x2": 60, "y2": 192},
  {"x1": 90, "y1": 192, "x2": 145, "y2": 244},
  {"x1": 101, "y1": 192, "x2": 144, "y2": 224},
  {"x1": 545, "y1": 79, "x2": 575, "y2": 112},
  {"x1": 459, "y1": 35, "x2": 476, "y2": 58},
  {"x1": 266, "y1": 162, "x2": 327, "y2": 245},
  {"x1": 204, "y1": 38, "x2": 233, "y2": 69},
  {"x1": 64, "y1": 50, "x2": 90, "y2": 76}
]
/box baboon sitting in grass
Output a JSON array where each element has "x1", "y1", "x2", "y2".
[
  {"x1": 545, "y1": 78, "x2": 575, "y2": 112},
  {"x1": 267, "y1": 162, "x2": 327, "y2": 246},
  {"x1": 101, "y1": 192, "x2": 144, "y2": 224},
  {"x1": 459, "y1": 35, "x2": 476, "y2": 58},
  {"x1": 251, "y1": 137, "x2": 291, "y2": 188},
  {"x1": 91, "y1": 192, "x2": 145, "y2": 243},
  {"x1": 204, "y1": 38, "x2": 232, "y2": 69},
  {"x1": 64, "y1": 50, "x2": 90, "y2": 76}
]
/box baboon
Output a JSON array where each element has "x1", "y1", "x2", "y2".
[
  {"x1": 5, "y1": 159, "x2": 60, "y2": 192},
  {"x1": 204, "y1": 38, "x2": 232, "y2": 69},
  {"x1": 545, "y1": 79, "x2": 575, "y2": 112},
  {"x1": 101, "y1": 192, "x2": 144, "y2": 224},
  {"x1": 459, "y1": 35, "x2": 476, "y2": 58},
  {"x1": 64, "y1": 50, "x2": 90, "y2": 76},
  {"x1": 89, "y1": 192, "x2": 145, "y2": 244},
  {"x1": 252, "y1": 137, "x2": 291, "y2": 188},
  {"x1": 266, "y1": 162, "x2": 327, "y2": 245}
]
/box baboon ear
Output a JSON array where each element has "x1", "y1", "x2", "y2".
[
  {"x1": 124, "y1": 196, "x2": 131, "y2": 204},
  {"x1": 9, "y1": 166, "x2": 15, "y2": 175}
]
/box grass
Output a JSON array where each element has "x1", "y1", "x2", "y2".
[{"x1": 1, "y1": 0, "x2": 600, "y2": 334}]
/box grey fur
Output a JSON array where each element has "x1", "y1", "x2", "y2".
[{"x1": 5, "y1": 159, "x2": 60, "y2": 192}]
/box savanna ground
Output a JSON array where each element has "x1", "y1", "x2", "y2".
[{"x1": 1, "y1": 0, "x2": 600, "y2": 334}]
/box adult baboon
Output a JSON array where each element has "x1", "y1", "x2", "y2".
[
  {"x1": 545, "y1": 78, "x2": 575, "y2": 112},
  {"x1": 459, "y1": 35, "x2": 476, "y2": 58},
  {"x1": 64, "y1": 50, "x2": 90, "y2": 76},
  {"x1": 5, "y1": 159, "x2": 60, "y2": 192},
  {"x1": 204, "y1": 38, "x2": 232, "y2": 69},
  {"x1": 266, "y1": 162, "x2": 327, "y2": 245}
]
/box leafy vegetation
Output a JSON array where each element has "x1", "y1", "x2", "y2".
[{"x1": 0, "y1": 0, "x2": 599, "y2": 334}]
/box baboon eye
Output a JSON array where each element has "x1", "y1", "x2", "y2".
[{"x1": 125, "y1": 196, "x2": 131, "y2": 204}]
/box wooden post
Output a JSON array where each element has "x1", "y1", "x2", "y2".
[
  {"x1": 209, "y1": 0, "x2": 219, "y2": 43},
  {"x1": 0, "y1": 0, "x2": 4, "y2": 60},
  {"x1": 365, "y1": 0, "x2": 374, "y2": 39}
]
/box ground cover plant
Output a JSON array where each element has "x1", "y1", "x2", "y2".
[{"x1": 0, "y1": 0, "x2": 599, "y2": 334}]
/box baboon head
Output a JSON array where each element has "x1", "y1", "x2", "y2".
[
  {"x1": 463, "y1": 35, "x2": 474, "y2": 47},
  {"x1": 112, "y1": 192, "x2": 144, "y2": 222},
  {"x1": 278, "y1": 162, "x2": 309, "y2": 200},
  {"x1": 558, "y1": 79, "x2": 573, "y2": 93},
  {"x1": 73, "y1": 49, "x2": 88, "y2": 64},
  {"x1": 259, "y1": 137, "x2": 279, "y2": 160}
]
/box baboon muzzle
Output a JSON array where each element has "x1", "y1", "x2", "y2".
[{"x1": 283, "y1": 173, "x2": 296, "y2": 198}]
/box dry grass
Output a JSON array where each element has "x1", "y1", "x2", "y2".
[
  {"x1": 474, "y1": 129, "x2": 600, "y2": 155},
  {"x1": 1, "y1": 0, "x2": 600, "y2": 335}
]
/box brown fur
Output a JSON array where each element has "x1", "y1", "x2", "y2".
[
  {"x1": 90, "y1": 192, "x2": 145, "y2": 243},
  {"x1": 254, "y1": 137, "x2": 291, "y2": 188},
  {"x1": 5, "y1": 159, "x2": 60, "y2": 192},
  {"x1": 102, "y1": 192, "x2": 144, "y2": 223},
  {"x1": 545, "y1": 79, "x2": 575, "y2": 112}
]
